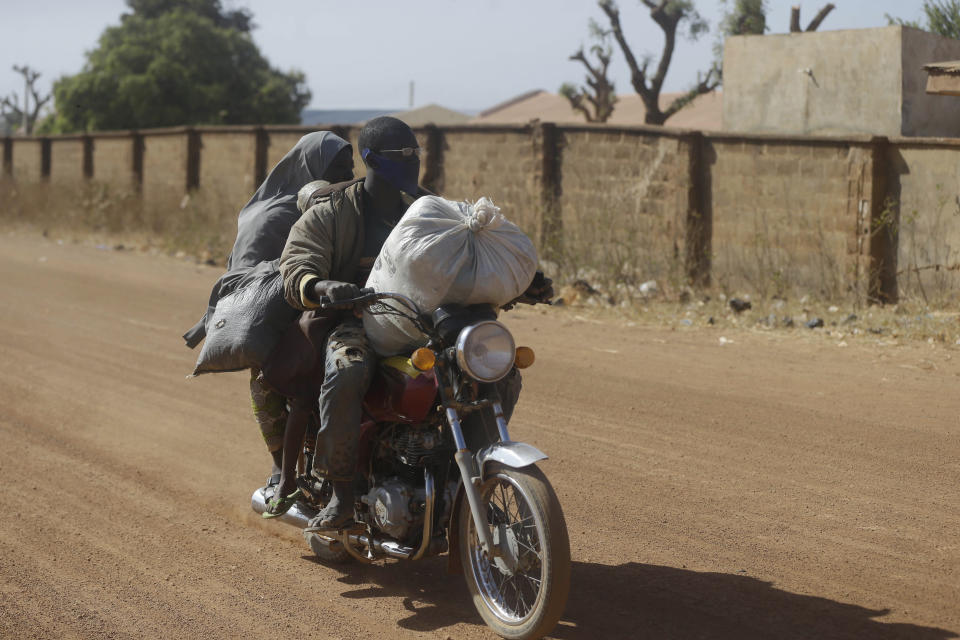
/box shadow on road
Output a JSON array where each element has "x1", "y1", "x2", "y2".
[
  {"x1": 556, "y1": 561, "x2": 957, "y2": 640},
  {"x1": 302, "y1": 556, "x2": 958, "y2": 639}
]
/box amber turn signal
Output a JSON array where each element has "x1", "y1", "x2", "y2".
[
  {"x1": 411, "y1": 347, "x2": 436, "y2": 371},
  {"x1": 514, "y1": 346, "x2": 535, "y2": 369}
]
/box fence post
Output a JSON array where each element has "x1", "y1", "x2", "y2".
[
  {"x1": 132, "y1": 131, "x2": 144, "y2": 192},
  {"x1": 535, "y1": 122, "x2": 562, "y2": 261},
  {"x1": 186, "y1": 127, "x2": 201, "y2": 191},
  {"x1": 82, "y1": 135, "x2": 94, "y2": 179},
  {"x1": 2, "y1": 137, "x2": 11, "y2": 177},
  {"x1": 40, "y1": 136, "x2": 51, "y2": 180},
  {"x1": 868, "y1": 136, "x2": 898, "y2": 304},
  {"x1": 254, "y1": 126, "x2": 269, "y2": 186},
  {"x1": 420, "y1": 124, "x2": 444, "y2": 195},
  {"x1": 684, "y1": 132, "x2": 712, "y2": 287}
]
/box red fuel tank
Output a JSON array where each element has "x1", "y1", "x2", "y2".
[{"x1": 363, "y1": 356, "x2": 438, "y2": 424}]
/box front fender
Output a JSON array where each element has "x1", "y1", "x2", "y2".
[
  {"x1": 477, "y1": 441, "x2": 548, "y2": 478},
  {"x1": 447, "y1": 441, "x2": 548, "y2": 575}
]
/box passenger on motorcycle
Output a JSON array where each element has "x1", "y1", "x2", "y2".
[{"x1": 182, "y1": 131, "x2": 354, "y2": 494}]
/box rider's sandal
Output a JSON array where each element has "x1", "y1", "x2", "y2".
[
  {"x1": 262, "y1": 488, "x2": 302, "y2": 519},
  {"x1": 303, "y1": 507, "x2": 355, "y2": 533}
]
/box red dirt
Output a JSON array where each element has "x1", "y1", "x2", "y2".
[{"x1": 0, "y1": 231, "x2": 957, "y2": 639}]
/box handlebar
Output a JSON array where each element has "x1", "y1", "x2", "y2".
[{"x1": 317, "y1": 289, "x2": 422, "y2": 317}]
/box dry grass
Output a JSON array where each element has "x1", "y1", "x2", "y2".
[
  {"x1": 554, "y1": 282, "x2": 960, "y2": 347},
  {"x1": 3, "y1": 178, "x2": 957, "y2": 347},
  {"x1": 0, "y1": 178, "x2": 237, "y2": 264},
  {"x1": 897, "y1": 185, "x2": 960, "y2": 308}
]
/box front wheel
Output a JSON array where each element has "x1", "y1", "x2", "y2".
[{"x1": 458, "y1": 462, "x2": 571, "y2": 639}]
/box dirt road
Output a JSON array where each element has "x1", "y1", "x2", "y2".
[{"x1": 0, "y1": 231, "x2": 957, "y2": 639}]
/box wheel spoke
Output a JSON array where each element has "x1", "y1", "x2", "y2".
[
  {"x1": 466, "y1": 472, "x2": 554, "y2": 625},
  {"x1": 515, "y1": 537, "x2": 541, "y2": 559}
]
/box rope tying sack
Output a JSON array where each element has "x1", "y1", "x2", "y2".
[{"x1": 466, "y1": 197, "x2": 505, "y2": 233}]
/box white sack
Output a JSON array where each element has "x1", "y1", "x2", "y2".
[{"x1": 363, "y1": 196, "x2": 537, "y2": 356}]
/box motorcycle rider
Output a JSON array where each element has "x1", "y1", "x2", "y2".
[
  {"x1": 280, "y1": 117, "x2": 554, "y2": 530},
  {"x1": 279, "y1": 116, "x2": 423, "y2": 528}
]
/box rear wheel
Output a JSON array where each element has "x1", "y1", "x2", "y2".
[
  {"x1": 305, "y1": 531, "x2": 352, "y2": 564},
  {"x1": 458, "y1": 462, "x2": 570, "y2": 639},
  {"x1": 303, "y1": 478, "x2": 353, "y2": 564}
]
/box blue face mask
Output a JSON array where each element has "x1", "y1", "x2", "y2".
[{"x1": 362, "y1": 148, "x2": 420, "y2": 196}]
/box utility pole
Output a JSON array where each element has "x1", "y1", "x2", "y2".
[
  {"x1": 409, "y1": 81, "x2": 414, "y2": 109},
  {"x1": 15, "y1": 64, "x2": 28, "y2": 132}
]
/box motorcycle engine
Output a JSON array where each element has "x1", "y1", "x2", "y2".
[
  {"x1": 360, "y1": 477, "x2": 426, "y2": 540},
  {"x1": 392, "y1": 426, "x2": 442, "y2": 467}
]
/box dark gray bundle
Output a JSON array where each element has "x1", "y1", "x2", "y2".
[{"x1": 191, "y1": 261, "x2": 298, "y2": 375}]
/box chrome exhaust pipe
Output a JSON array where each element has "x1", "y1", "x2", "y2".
[
  {"x1": 250, "y1": 488, "x2": 316, "y2": 528},
  {"x1": 350, "y1": 534, "x2": 415, "y2": 560},
  {"x1": 251, "y1": 488, "x2": 416, "y2": 559}
]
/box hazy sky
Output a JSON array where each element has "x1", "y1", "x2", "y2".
[{"x1": 0, "y1": 1, "x2": 927, "y2": 114}]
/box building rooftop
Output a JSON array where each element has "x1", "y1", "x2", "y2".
[
  {"x1": 386, "y1": 103, "x2": 472, "y2": 127},
  {"x1": 472, "y1": 89, "x2": 722, "y2": 130}
]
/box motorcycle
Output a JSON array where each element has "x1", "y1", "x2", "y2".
[{"x1": 251, "y1": 290, "x2": 571, "y2": 640}]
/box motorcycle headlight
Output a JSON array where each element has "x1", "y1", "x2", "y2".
[{"x1": 455, "y1": 321, "x2": 516, "y2": 383}]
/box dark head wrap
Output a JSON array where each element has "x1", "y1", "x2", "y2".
[
  {"x1": 183, "y1": 131, "x2": 350, "y2": 348},
  {"x1": 229, "y1": 131, "x2": 351, "y2": 272}
]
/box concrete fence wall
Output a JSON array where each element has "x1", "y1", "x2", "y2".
[{"x1": 3, "y1": 123, "x2": 960, "y2": 303}]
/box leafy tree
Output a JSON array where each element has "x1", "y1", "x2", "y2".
[
  {"x1": 888, "y1": 0, "x2": 960, "y2": 39},
  {"x1": 713, "y1": 0, "x2": 766, "y2": 80},
  {"x1": 561, "y1": 22, "x2": 618, "y2": 123},
  {"x1": 42, "y1": 0, "x2": 309, "y2": 132},
  {"x1": 720, "y1": 0, "x2": 766, "y2": 37},
  {"x1": 597, "y1": 0, "x2": 718, "y2": 126}
]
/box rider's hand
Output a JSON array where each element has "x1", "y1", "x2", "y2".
[
  {"x1": 525, "y1": 271, "x2": 554, "y2": 304},
  {"x1": 502, "y1": 271, "x2": 554, "y2": 310},
  {"x1": 311, "y1": 280, "x2": 361, "y2": 308}
]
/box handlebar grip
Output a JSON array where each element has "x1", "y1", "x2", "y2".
[{"x1": 318, "y1": 289, "x2": 376, "y2": 310}]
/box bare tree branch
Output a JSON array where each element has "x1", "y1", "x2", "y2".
[
  {"x1": 598, "y1": 0, "x2": 713, "y2": 125},
  {"x1": 790, "y1": 4, "x2": 834, "y2": 33},
  {"x1": 599, "y1": 0, "x2": 649, "y2": 100},
  {"x1": 790, "y1": 5, "x2": 801, "y2": 32},
  {"x1": 647, "y1": 3, "x2": 682, "y2": 96},
  {"x1": 662, "y1": 65, "x2": 720, "y2": 121},
  {"x1": 805, "y1": 3, "x2": 835, "y2": 31},
  {"x1": 7, "y1": 65, "x2": 50, "y2": 134},
  {"x1": 563, "y1": 44, "x2": 617, "y2": 123}
]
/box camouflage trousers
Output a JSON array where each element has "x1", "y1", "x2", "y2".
[
  {"x1": 314, "y1": 319, "x2": 376, "y2": 481},
  {"x1": 250, "y1": 368, "x2": 287, "y2": 453}
]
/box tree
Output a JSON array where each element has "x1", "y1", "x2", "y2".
[
  {"x1": 720, "y1": 0, "x2": 766, "y2": 37},
  {"x1": 43, "y1": 0, "x2": 309, "y2": 133},
  {"x1": 597, "y1": 0, "x2": 718, "y2": 126},
  {"x1": 561, "y1": 23, "x2": 618, "y2": 123},
  {"x1": 789, "y1": 4, "x2": 836, "y2": 33},
  {"x1": 713, "y1": 0, "x2": 766, "y2": 80},
  {"x1": 1, "y1": 65, "x2": 51, "y2": 135},
  {"x1": 888, "y1": 0, "x2": 960, "y2": 39}
]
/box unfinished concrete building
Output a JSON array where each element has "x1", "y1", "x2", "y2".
[{"x1": 723, "y1": 26, "x2": 960, "y2": 138}]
